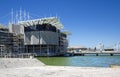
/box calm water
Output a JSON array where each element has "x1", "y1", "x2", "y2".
[{"x1": 37, "y1": 56, "x2": 120, "y2": 67}]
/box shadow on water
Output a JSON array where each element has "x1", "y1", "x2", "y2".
[
  {"x1": 37, "y1": 55, "x2": 120, "y2": 67},
  {"x1": 37, "y1": 57, "x2": 71, "y2": 66}
]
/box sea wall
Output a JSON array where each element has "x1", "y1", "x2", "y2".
[{"x1": 0, "y1": 58, "x2": 45, "y2": 69}]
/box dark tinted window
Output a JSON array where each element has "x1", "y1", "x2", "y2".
[
  {"x1": 24, "y1": 24, "x2": 57, "y2": 32},
  {"x1": 61, "y1": 33, "x2": 67, "y2": 38}
]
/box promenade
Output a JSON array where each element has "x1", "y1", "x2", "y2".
[{"x1": 0, "y1": 66, "x2": 120, "y2": 77}]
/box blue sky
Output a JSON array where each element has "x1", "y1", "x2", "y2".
[{"x1": 0, "y1": 0, "x2": 120, "y2": 48}]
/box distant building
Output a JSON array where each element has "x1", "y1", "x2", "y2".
[{"x1": 68, "y1": 46, "x2": 87, "y2": 53}]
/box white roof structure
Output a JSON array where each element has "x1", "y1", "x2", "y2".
[{"x1": 17, "y1": 17, "x2": 63, "y2": 29}]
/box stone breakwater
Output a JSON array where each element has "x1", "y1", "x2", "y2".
[
  {"x1": 0, "y1": 58, "x2": 120, "y2": 77},
  {"x1": 0, "y1": 58, "x2": 45, "y2": 68}
]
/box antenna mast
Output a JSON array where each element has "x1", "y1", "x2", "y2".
[
  {"x1": 11, "y1": 8, "x2": 14, "y2": 24},
  {"x1": 24, "y1": 10, "x2": 26, "y2": 21},
  {"x1": 19, "y1": 8, "x2": 22, "y2": 21},
  {"x1": 16, "y1": 11, "x2": 18, "y2": 23},
  {"x1": 27, "y1": 12, "x2": 30, "y2": 20}
]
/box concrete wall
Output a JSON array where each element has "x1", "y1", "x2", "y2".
[
  {"x1": 9, "y1": 24, "x2": 24, "y2": 34},
  {"x1": 25, "y1": 31, "x2": 58, "y2": 45},
  {"x1": 0, "y1": 58, "x2": 45, "y2": 69}
]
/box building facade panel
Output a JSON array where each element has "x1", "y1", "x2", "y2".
[
  {"x1": 24, "y1": 31, "x2": 58, "y2": 45},
  {"x1": 31, "y1": 31, "x2": 39, "y2": 44}
]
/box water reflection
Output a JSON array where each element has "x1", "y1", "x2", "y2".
[
  {"x1": 37, "y1": 57, "x2": 70, "y2": 66},
  {"x1": 37, "y1": 56, "x2": 120, "y2": 67}
]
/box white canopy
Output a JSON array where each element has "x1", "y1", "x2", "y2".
[{"x1": 17, "y1": 17, "x2": 63, "y2": 29}]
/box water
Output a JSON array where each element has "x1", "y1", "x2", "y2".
[{"x1": 37, "y1": 56, "x2": 120, "y2": 67}]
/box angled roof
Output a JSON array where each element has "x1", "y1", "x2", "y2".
[{"x1": 17, "y1": 17, "x2": 63, "y2": 29}]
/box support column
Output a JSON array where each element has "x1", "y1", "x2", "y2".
[
  {"x1": 47, "y1": 45, "x2": 49, "y2": 56},
  {"x1": 40, "y1": 45, "x2": 41, "y2": 54},
  {"x1": 39, "y1": 31, "x2": 41, "y2": 56},
  {"x1": 0, "y1": 50, "x2": 1, "y2": 58},
  {"x1": 33, "y1": 45, "x2": 34, "y2": 53},
  {"x1": 27, "y1": 45, "x2": 28, "y2": 53}
]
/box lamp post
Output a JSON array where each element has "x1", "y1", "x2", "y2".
[{"x1": 114, "y1": 44, "x2": 117, "y2": 51}]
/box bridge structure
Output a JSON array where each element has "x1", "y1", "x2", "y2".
[{"x1": 67, "y1": 51, "x2": 120, "y2": 56}]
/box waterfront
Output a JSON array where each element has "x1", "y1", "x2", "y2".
[
  {"x1": 37, "y1": 55, "x2": 120, "y2": 67},
  {"x1": 0, "y1": 58, "x2": 120, "y2": 77}
]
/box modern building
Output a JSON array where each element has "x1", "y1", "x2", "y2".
[{"x1": 9, "y1": 17, "x2": 69, "y2": 56}]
